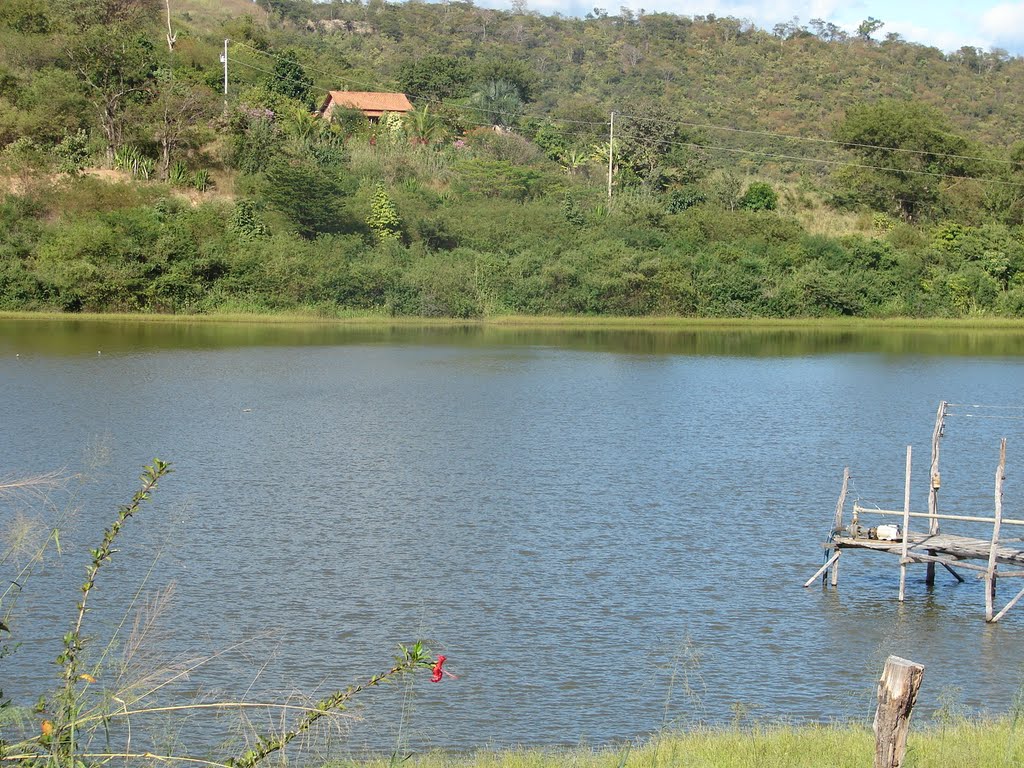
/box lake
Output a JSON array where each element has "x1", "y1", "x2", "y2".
[{"x1": 3, "y1": 318, "x2": 1024, "y2": 756}]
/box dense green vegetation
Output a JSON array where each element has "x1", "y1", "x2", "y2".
[{"x1": 1, "y1": 0, "x2": 1023, "y2": 317}]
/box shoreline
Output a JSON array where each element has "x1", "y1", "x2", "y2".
[{"x1": 3, "y1": 310, "x2": 1024, "y2": 332}]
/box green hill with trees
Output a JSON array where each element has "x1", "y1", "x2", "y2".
[{"x1": 1, "y1": 0, "x2": 1023, "y2": 317}]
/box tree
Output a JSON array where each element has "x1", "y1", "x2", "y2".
[
  {"x1": 856, "y1": 16, "x2": 884, "y2": 41},
  {"x1": 147, "y1": 70, "x2": 218, "y2": 180},
  {"x1": 406, "y1": 105, "x2": 444, "y2": 146},
  {"x1": 397, "y1": 55, "x2": 471, "y2": 100},
  {"x1": 772, "y1": 16, "x2": 804, "y2": 41},
  {"x1": 268, "y1": 49, "x2": 313, "y2": 106},
  {"x1": 832, "y1": 99, "x2": 976, "y2": 220},
  {"x1": 615, "y1": 99, "x2": 706, "y2": 190},
  {"x1": 67, "y1": 24, "x2": 157, "y2": 164},
  {"x1": 262, "y1": 159, "x2": 352, "y2": 238},
  {"x1": 472, "y1": 57, "x2": 537, "y2": 102},
  {"x1": 809, "y1": 18, "x2": 847, "y2": 42}
]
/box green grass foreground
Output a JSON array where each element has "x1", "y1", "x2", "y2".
[{"x1": 344, "y1": 720, "x2": 1024, "y2": 768}]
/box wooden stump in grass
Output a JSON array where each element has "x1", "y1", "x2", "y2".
[{"x1": 873, "y1": 655, "x2": 925, "y2": 768}]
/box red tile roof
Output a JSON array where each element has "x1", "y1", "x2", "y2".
[{"x1": 322, "y1": 91, "x2": 414, "y2": 117}]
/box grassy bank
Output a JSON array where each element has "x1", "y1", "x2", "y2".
[{"x1": 346, "y1": 720, "x2": 1023, "y2": 768}]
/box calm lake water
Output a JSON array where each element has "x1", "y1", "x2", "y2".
[{"x1": 3, "y1": 318, "x2": 1024, "y2": 756}]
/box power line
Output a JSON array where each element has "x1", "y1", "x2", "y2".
[
  {"x1": 615, "y1": 112, "x2": 1022, "y2": 168},
  {"x1": 235, "y1": 40, "x2": 1024, "y2": 169},
  {"x1": 612, "y1": 126, "x2": 1024, "y2": 189},
  {"x1": 227, "y1": 43, "x2": 1024, "y2": 189}
]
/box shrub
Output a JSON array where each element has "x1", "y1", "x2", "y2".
[
  {"x1": 456, "y1": 159, "x2": 542, "y2": 201},
  {"x1": 192, "y1": 169, "x2": 211, "y2": 192},
  {"x1": 52, "y1": 129, "x2": 90, "y2": 175},
  {"x1": 400, "y1": 249, "x2": 482, "y2": 317},
  {"x1": 113, "y1": 145, "x2": 155, "y2": 180},
  {"x1": 666, "y1": 186, "x2": 707, "y2": 213},
  {"x1": 739, "y1": 182, "x2": 778, "y2": 211},
  {"x1": 229, "y1": 200, "x2": 269, "y2": 240},
  {"x1": 367, "y1": 183, "x2": 401, "y2": 242},
  {"x1": 168, "y1": 160, "x2": 189, "y2": 186}
]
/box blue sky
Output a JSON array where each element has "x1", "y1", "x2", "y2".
[{"x1": 482, "y1": 0, "x2": 1024, "y2": 55}]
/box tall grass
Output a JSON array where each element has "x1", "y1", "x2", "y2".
[{"x1": 345, "y1": 719, "x2": 1024, "y2": 768}]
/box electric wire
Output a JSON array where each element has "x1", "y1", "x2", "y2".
[
  {"x1": 234, "y1": 40, "x2": 1024, "y2": 167},
  {"x1": 611, "y1": 126, "x2": 1024, "y2": 188},
  {"x1": 226, "y1": 42, "x2": 1024, "y2": 189},
  {"x1": 616, "y1": 111, "x2": 1022, "y2": 168}
]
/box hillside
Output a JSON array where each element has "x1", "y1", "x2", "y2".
[{"x1": 0, "y1": 0, "x2": 1023, "y2": 318}]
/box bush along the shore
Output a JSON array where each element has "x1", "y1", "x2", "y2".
[
  {"x1": 0, "y1": 461, "x2": 447, "y2": 768},
  {"x1": 1, "y1": 163, "x2": 1022, "y2": 319}
]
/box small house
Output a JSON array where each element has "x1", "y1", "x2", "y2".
[{"x1": 320, "y1": 91, "x2": 414, "y2": 122}]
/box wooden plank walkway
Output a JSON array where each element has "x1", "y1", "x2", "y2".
[{"x1": 831, "y1": 532, "x2": 1024, "y2": 570}]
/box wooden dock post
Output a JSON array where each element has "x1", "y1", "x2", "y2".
[
  {"x1": 898, "y1": 446, "x2": 912, "y2": 602},
  {"x1": 926, "y1": 401, "x2": 947, "y2": 586},
  {"x1": 874, "y1": 655, "x2": 925, "y2": 768},
  {"x1": 986, "y1": 438, "x2": 1007, "y2": 622},
  {"x1": 829, "y1": 468, "x2": 850, "y2": 586}
]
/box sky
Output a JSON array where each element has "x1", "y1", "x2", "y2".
[{"x1": 481, "y1": 0, "x2": 1024, "y2": 55}]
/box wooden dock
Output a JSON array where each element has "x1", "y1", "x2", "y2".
[{"x1": 805, "y1": 401, "x2": 1024, "y2": 622}]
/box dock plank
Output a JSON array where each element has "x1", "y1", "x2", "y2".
[{"x1": 832, "y1": 532, "x2": 1024, "y2": 567}]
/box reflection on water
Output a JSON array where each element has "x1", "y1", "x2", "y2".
[
  {"x1": 2, "y1": 318, "x2": 1024, "y2": 756},
  {"x1": 5, "y1": 317, "x2": 1024, "y2": 358}
]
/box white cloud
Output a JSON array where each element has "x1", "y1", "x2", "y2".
[
  {"x1": 475, "y1": 0, "x2": 1023, "y2": 54},
  {"x1": 883, "y1": 20, "x2": 988, "y2": 51},
  {"x1": 980, "y1": 2, "x2": 1024, "y2": 47}
]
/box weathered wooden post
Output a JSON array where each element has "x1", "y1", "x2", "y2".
[
  {"x1": 898, "y1": 446, "x2": 912, "y2": 602},
  {"x1": 926, "y1": 401, "x2": 947, "y2": 586},
  {"x1": 873, "y1": 656, "x2": 925, "y2": 768},
  {"x1": 986, "y1": 438, "x2": 1007, "y2": 621},
  {"x1": 829, "y1": 468, "x2": 850, "y2": 586}
]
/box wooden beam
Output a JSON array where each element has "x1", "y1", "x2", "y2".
[
  {"x1": 992, "y1": 584, "x2": 1024, "y2": 622},
  {"x1": 874, "y1": 656, "x2": 925, "y2": 768},
  {"x1": 941, "y1": 562, "x2": 966, "y2": 583},
  {"x1": 852, "y1": 505, "x2": 1024, "y2": 527},
  {"x1": 899, "y1": 553, "x2": 988, "y2": 573},
  {"x1": 804, "y1": 551, "x2": 841, "y2": 588}
]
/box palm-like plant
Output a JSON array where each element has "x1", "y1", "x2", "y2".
[
  {"x1": 407, "y1": 105, "x2": 445, "y2": 146},
  {"x1": 469, "y1": 79, "x2": 523, "y2": 129},
  {"x1": 560, "y1": 147, "x2": 589, "y2": 175}
]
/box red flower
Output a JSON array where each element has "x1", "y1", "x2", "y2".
[{"x1": 430, "y1": 655, "x2": 447, "y2": 683}]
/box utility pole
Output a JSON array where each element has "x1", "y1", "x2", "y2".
[
  {"x1": 220, "y1": 39, "x2": 229, "y2": 96},
  {"x1": 164, "y1": 0, "x2": 177, "y2": 51},
  {"x1": 607, "y1": 111, "x2": 615, "y2": 199}
]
